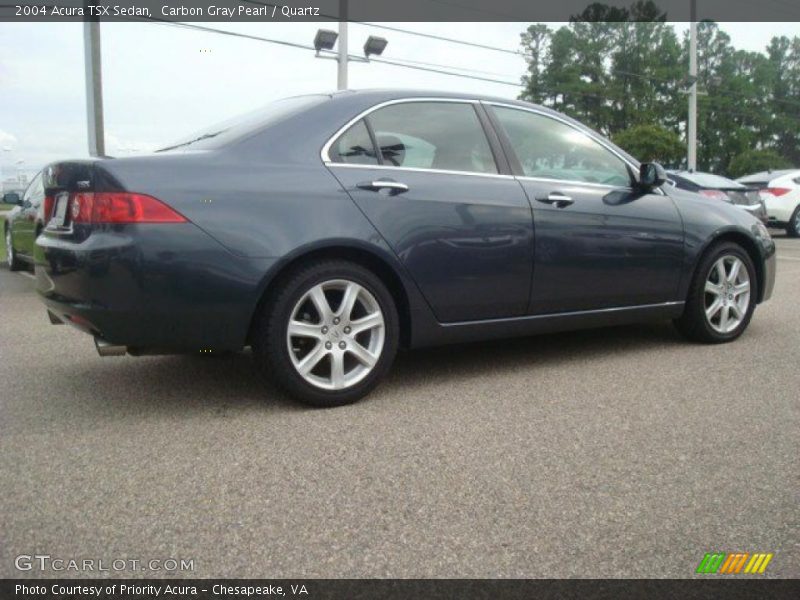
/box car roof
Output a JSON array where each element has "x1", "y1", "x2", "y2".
[
  {"x1": 325, "y1": 88, "x2": 562, "y2": 116},
  {"x1": 329, "y1": 88, "x2": 532, "y2": 104}
]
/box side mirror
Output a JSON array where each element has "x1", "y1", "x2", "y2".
[
  {"x1": 637, "y1": 162, "x2": 667, "y2": 191},
  {"x1": 2, "y1": 192, "x2": 22, "y2": 206}
]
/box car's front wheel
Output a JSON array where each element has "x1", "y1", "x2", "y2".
[
  {"x1": 5, "y1": 226, "x2": 21, "y2": 271},
  {"x1": 253, "y1": 260, "x2": 399, "y2": 407},
  {"x1": 674, "y1": 242, "x2": 757, "y2": 343}
]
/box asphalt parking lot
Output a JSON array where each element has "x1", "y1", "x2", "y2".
[{"x1": 1, "y1": 236, "x2": 798, "y2": 579}]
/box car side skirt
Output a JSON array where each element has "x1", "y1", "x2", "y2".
[{"x1": 409, "y1": 301, "x2": 685, "y2": 348}]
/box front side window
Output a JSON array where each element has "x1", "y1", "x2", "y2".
[
  {"x1": 329, "y1": 119, "x2": 379, "y2": 165},
  {"x1": 367, "y1": 102, "x2": 497, "y2": 174},
  {"x1": 492, "y1": 106, "x2": 630, "y2": 187}
]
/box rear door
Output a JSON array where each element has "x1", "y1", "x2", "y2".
[
  {"x1": 325, "y1": 99, "x2": 534, "y2": 323},
  {"x1": 486, "y1": 103, "x2": 684, "y2": 314}
]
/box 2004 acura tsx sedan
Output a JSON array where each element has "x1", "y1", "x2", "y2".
[{"x1": 35, "y1": 90, "x2": 776, "y2": 407}]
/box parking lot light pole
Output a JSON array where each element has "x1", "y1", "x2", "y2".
[
  {"x1": 83, "y1": 16, "x2": 105, "y2": 157},
  {"x1": 315, "y1": 2, "x2": 387, "y2": 92},
  {"x1": 337, "y1": 0, "x2": 348, "y2": 90},
  {"x1": 688, "y1": 0, "x2": 697, "y2": 171}
]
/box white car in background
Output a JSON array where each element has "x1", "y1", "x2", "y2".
[{"x1": 738, "y1": 169, "x2": 800, "y2": 237}]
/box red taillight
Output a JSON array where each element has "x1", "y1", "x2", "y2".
[
  {"x1": 70, "y1": 192, "x2": 187, "y2": 224},
  {"x1": 699, "y1": 189, "x2": 729, "y2": 201},
  {"x1": 762, "y1": 187, "x2": 792, "y2": 197},
  {"x1": 44, "y1": 195, "x2": 54, "y2": 220}
]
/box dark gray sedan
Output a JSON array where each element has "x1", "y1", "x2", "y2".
[{"x1": 35, "y1": 90, "x2": 776, "y2": 406}]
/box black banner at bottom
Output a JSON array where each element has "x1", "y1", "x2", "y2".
[{"x1": 3, "y1": 579, "x2": 800, "y2": 600}]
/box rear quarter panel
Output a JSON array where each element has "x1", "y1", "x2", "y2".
[{"x1": 95, "y1": 146, "x2": 432, "y2": 349}]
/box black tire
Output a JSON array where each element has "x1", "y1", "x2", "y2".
[
  {"x1": 673, "y1": 242, "x2": 758, "y2": 343},
  {"x1": 252, "y1": 260, "x2": 399, "y2": 407},
  {"x1": 5, "y1": 226, "x2": 21, "y2": 271},
  {"x1": 786, "y1": 205, "x2": 800, "y2": 238}
]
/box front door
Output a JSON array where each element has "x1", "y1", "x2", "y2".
[{"x1": 487, "y1": 104, "x2": 684, "y2": 314}]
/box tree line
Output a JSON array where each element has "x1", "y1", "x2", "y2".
[{"x1": 518, "y1": 1, "x2": 800, "y2": 177}]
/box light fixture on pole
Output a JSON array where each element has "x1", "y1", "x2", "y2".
[
  {"x1": 313, "y1": 2, "x2": 388, "y2": 92},
  {"x1": 313, "y1": 29, "x2": 338, "y2": 54},
  {"x1": 363, "y1": 36, "x2": 388, "y2": 57}
]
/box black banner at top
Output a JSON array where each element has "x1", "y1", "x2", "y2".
[{"x1": 2, "y1": 0, "x2": 800, "y2": 22}]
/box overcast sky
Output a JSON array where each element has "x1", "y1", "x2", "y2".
[{"x1": 1, "y1": 21, "x2": 798, "y2": 183}]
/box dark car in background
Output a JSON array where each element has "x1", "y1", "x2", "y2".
[
  {"x1": 4, "y1": 171, "x2": 45, "y2": 270},
  {"x1": 667, "y1": 170, "x2": 767, "y2": 224},
  {"x1": 34, "y1": 90, "x2": 776, "y2": 407}
]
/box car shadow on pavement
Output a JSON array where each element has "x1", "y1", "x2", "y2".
[
  {"x1": 390, "y1": 321, "x2": 683, "y2": 386},
  {"x1": 28, "y1": 323, "x2": 686, "y2": 425},
  {"x1": 48, "y1": 321, "x2": 684, "y2": 419}
]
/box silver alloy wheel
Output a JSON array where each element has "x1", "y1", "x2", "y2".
[
  {"x1": 5, "y1": 228, "x2": 12, "y2": 268},
  {"x1": 286, "y1": 279, "x2": 385, "y2": 391},
  {"x1": 704, "y1": 255, "x2": 750, "y2": 334},
  {"x1": 795, "y1": 207, "x2": 800, "y2": 232}
]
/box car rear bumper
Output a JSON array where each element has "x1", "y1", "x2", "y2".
[
  {"x1": 35, "y1": 223, "x2": 275, "y2": 352},
  {"x1": 763, "y1": 196, "x2": 798, "y2": 223},
  {"x1": 739, "y1": 203, "x2": 768, "y2": 223}
]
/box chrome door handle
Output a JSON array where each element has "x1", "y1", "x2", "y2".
[
  {"x1": 357, "y1": 180, "x2": 409, "y2": 194},
  {"x1": 536, "y1": 192, "x2": 574, "y2": 208}
]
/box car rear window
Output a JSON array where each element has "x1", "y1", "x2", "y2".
[
  {"x1": 158, "y1": 94, "x2": 328, "y2": 152},
  {"x1": 741, "y1": 181, "x2": 769, "y2": 189},
  {"x1": 674, "y1": 171, "x2": 743, "y2": 189}
]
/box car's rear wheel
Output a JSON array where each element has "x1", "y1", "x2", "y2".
[
  {"x1": 253, "y1": 260, "x2": 399, "y2": 407},
  {"x1": 5, "y1": 227, "x2": 21, "y2": 271},
  {"x1": 787, "y1": 205, "x2": 800, "y2": 238},
  {"x1": 674, "y1": 242, "x2": 757, "y2": 343}
]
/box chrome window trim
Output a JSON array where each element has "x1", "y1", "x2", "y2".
[
  {"x1": 514, "y1": 175, "x2": 632, "y2": 191},
  {"x1": 441, "y1": 301, "x2": 685, "y2": 328},
  {"x1": 321, "y1": 97, "x2": 487, "y2": 167},
  {"x1": 326, "y1": 162, "x2": 515, "y2": 180}
]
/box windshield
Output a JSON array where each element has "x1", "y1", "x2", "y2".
[{"x1": 158, "y1": 94, "x2": 328, "y2": 152}]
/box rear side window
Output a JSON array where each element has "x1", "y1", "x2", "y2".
[
  {"x1": 329, "y1": 119, "x2": 379, "y2": 165},
  {"x1": 367, "y1": 102, "x2": 497, "y2": 174},
  {"x1": 492, "y1": 106, "x2": 630, "y2": 186}
]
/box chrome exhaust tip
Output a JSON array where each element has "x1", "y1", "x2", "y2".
[{"x1": 95, "y1": 337, "x2": 127, "y2": 357}]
